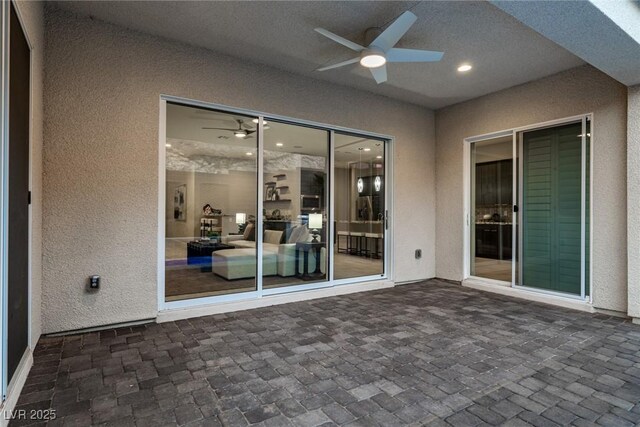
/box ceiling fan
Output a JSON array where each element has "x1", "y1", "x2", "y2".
[
  {"x1": 314, "y1": 11, "x2": 443, "y2": 84},
  {"x1": 202, "y1": 119, "x2": 259, "y2": 139}
]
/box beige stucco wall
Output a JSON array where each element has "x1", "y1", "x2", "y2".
[
  {"x1": 628, "y1": 85, "x2": 640, "y2": 319},
  {"x1": 435, "y1": 65, "x2": 628, "y2": 313},
  {"x1": 42, "y1": 8, "x2": 436, "y2": 333},
  {"x1": 14, "y1": 0, "x2": 44, "y2": 348}
]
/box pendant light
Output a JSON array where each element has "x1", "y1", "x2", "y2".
[
  {"x1": 374, "y1": 175, "x2": 381, "y2": 192},
  {"x1": 357, "y1": 148, "x2": 364, "y2": 194}
]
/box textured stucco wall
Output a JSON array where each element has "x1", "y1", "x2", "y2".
[
  {"x1": 628, "y1": 85, "x2": 640, "y2": 318},
  {"x1": 14, "y1": 0, "x2": 44, "y2": 348},
  {"x1": 435, "y1": 65, "x2": 628, "y2": 313},
  {"x1": 42, "y1": 8, "x2": 436, "y2": 333}
]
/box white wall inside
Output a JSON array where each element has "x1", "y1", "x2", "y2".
[
  {"x1": 165, "y1": 170, "x2": 256, "y2": 239},
  {"x1": 435, "y1": 65, "x2": 628, "y2": 313},
  {"x1": 42, "y1": 8, "x2": 436, "y2": 333}
]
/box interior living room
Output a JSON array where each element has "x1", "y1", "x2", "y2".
[
  {"x1": 2, "y1": 0, "x2": 640, "y2": 425},
  {"x1": 164, "y1": 103, "x2": 385, "y2": 301}
]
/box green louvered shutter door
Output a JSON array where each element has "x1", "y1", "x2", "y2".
[{"x1": 522, "y1": 122, "x2": 583, "y2": 295}]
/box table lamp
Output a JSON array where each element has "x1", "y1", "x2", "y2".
[{"x1": 308, "y1": 213, "x2": 323, "y2": 242}]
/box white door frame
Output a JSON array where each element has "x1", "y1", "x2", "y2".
[
  {"x1": 463, "y1": 114, "x2": 593, "y2": 302},
  {"x1": 157, "y1": 95, "x2": 394, "y2": 312}
]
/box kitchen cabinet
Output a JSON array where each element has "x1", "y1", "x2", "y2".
[
  {"x1": 475, "y1": 159, "x2": 512, "y2": 207},
  {"x1": 501, "y1": 224, "x2": 512, "y2": 259},
  {"x1": 499, "y1": 160, "x2": 513, "y2": 205},
  {"x1": 476, "y1": 224, "x2": 499, "y2": 258},
  {"x1": 475, "y1": 223, "x2": 513, "y2": 260},
  {"x1": 476, "y1": 162, "x2": 498, "y2": 206}
]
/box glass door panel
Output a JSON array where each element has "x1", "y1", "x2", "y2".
[
  {"x1": 520, "y1": 121, "x2": 585, "y2": 295},
  {"x1": 164, "y1": 103, "x2": 258, "y2": 301},
  {"x1": 261, "y1": 120, "x2": 329, "y2": 289},
  {"x1": 334, "y1": 134, "x2": 385, "y2": 280},
  {"x1": 470, "y1": 136, "x2": 514, "y2": 281}
]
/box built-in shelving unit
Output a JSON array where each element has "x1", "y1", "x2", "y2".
[
  {"x1": 200, "y1": 215, "x2": 222, "y2": 238},
  {"x1": 265, "y1": 173, "x2": 290, "y2": 203},
  {"x1": 264, "y1": 199, "x2": 291, "y2": 203}
]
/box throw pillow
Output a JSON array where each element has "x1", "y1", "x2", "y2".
[
  {"x1": 295, "y1": 225, "x2": 310, "y2": 243},
  {"x1": 264, "y1": 230, "x2": 283, "y2": 245},
  {"x1": 247, "y1": 224, "x2": 256, "y2": 241},
  {"x1": 287, "y1": 225, "x2": 302, "y2": 244},
  {"x1": 243, "y1": 223, "x2": 253, "y2": 240}
]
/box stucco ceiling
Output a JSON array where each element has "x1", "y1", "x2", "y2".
[{"x1": 53, "y1": 1, "x2": 585, "y2": 109}]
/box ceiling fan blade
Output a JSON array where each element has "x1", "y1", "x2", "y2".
[
  {"x1": 202, "y1": 127, "x2": 236, "y2": 131},
  {"x1": 386, "y1": 48, "x2": 444, "y2": 63},
  {"x1": 317, "y1": 57, "x2": 360, "y2": 72},
  {"x1": 371, "y1": 11, "x2": 417, "y2": 52},
  {"x1": 369, "y1": 64, "x2": 387, "y2": 84},
  {"x1": 315, "y1": 28, "x2": 364, "y2": 52}
]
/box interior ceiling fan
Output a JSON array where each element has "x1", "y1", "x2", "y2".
[
  {"x1": 314, "y1": 11, "x2": 443, "y2": 84},
  {"x1": 202, "y1": 119, "x2": 264, "y2": 139}
]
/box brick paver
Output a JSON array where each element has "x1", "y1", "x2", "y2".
[{"x1": 11, "y1": 280, "x2": 640, "y2": 426}]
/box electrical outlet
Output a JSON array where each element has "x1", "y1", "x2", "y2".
[
  {"x1": 89, "y1": 275, "x2": 100, "y2": 290},
  {"x1": 415, "y1": 249, "x2": 422, "y2": 259}
]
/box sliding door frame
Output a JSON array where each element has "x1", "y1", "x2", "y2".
[
  {"x1": 463, "y1": 129, "x2": 514, "y2": 285},
  {"x1": 1, "y1": 0, "x2": 35, "y2": 399},
  {"x1": 157, "y1": 95, "x2": 393, "y2": 312},
  {"x1": 463, "y1": 113, "x2": 593, "y2": 302},
  {"x1": 0, "y1": 0, "x2": 9, "y2": 399}
]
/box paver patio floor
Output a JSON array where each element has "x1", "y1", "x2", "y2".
[{"x1": 12, "y1": 279, "x2": 640, "y2": 426}]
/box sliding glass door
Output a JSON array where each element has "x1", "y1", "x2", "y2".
[
  {"x1": 334, "y1": 133, "x2": 386, "y2": 280},
  {"x1": 519, "y1": 120, "x2": 589, "y2": 296},
  {"x1": 469, "y1": 135, "x2": 514, "y2": 282},
  {"x1": 164, "y1": 103, "x2": 258, "y2": 301},
  {"x1": 162, "y1": 99, "x2": 391, "y2": 304},
  {"x1": 468, "y1": 117, "x2": 590, "y2": 298},
  {"x1": 261, "y1": 120, "x2": 329, "y2": 289}
]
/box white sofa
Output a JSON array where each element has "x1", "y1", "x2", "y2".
[
  {"x1": 211, "y1": 248, "x2": 277, "y2": 280},
  {"x1": 218, "y1": 228, "x2": 326, "y2": 279}
]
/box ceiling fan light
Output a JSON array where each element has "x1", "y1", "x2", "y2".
[
  {"x1": 360, "y1": 53, "x2": 386, "y2": 68},
  {"x1": 360, "y1": 48, "x2": 386, "y2": 68},
  {"x1": 234, "y1": 130, "x2": 247, "y2": 138}
]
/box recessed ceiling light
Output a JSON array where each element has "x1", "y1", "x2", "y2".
[
  {"x1": 165, "y1": 143, "x2": 171, "y2": 148},
  {"x1": 246, "y1": 152, "x2": 253, "y2": 156},
  {"x1": 252, "y1": 118, "x2": 268, "y2": 125},
  {"x1": 376, "y1": 155, "x2": 382, "y2": 159},
  {"x1": 457, "y1": 63, "x2": 472, "y2": 72},
  {"x1": 276, "y1": 142, "x2": 284, "y2": 147},
  {"x1": 364, "y1": 148, "x2": 371, "y2": 152}
]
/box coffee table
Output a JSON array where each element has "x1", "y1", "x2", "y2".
[{"x1": 187, "y1": 241, "x2": 235, "y2": 272}]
